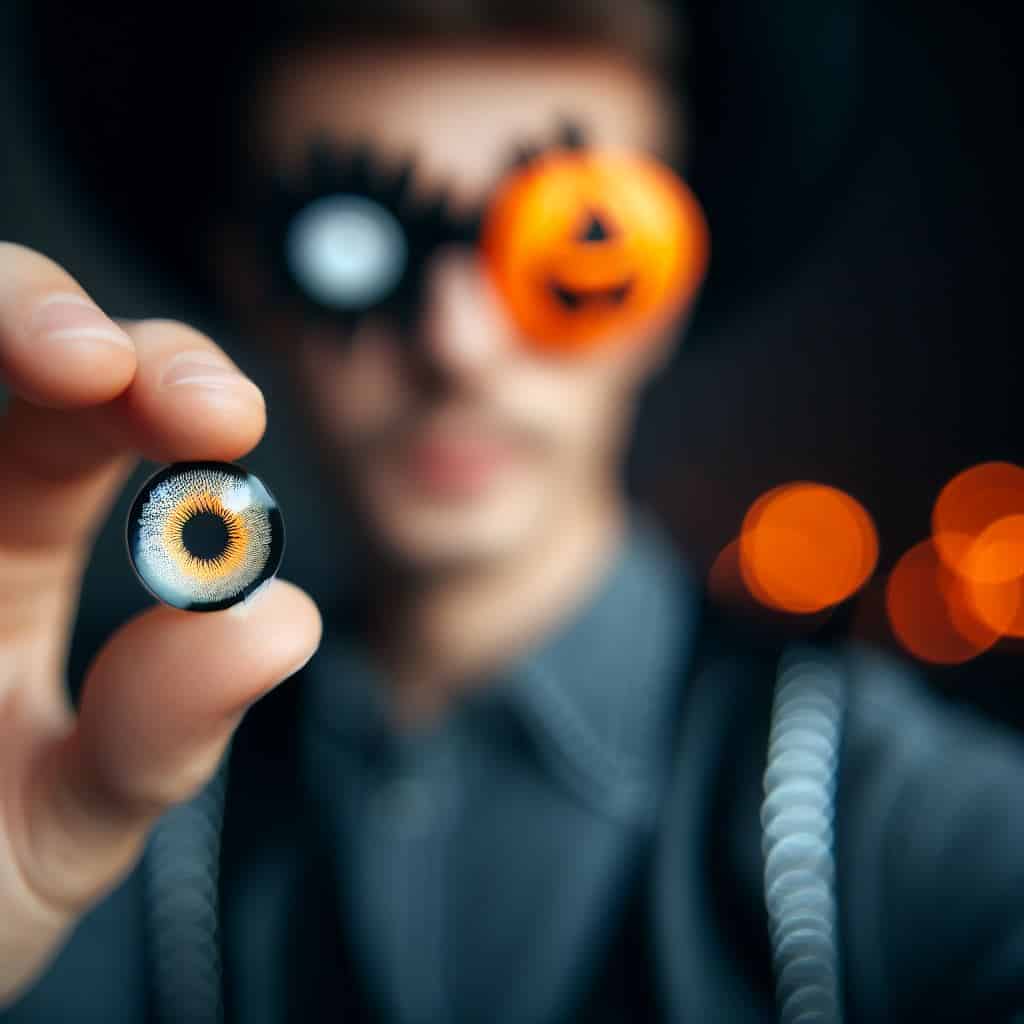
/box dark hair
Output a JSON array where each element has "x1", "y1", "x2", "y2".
[{"x1": 27, "y1": 0, "x2": 684, "y2": 305}]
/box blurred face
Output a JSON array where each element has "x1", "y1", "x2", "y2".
[{"x1": 245, "y1": 41, "x2": 684, "y2": 571}]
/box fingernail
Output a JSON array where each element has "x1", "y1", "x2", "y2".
[
  {"x1": 161, "y1": 350, "x2": 256, "y2": 393},
  {"x1": 30, "y1": 293, "x2": 133, "y2": 350}
]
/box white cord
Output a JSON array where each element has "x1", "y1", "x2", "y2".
[{"x1": 762, "y1": 648, "x2": 845, "y2": 1024}]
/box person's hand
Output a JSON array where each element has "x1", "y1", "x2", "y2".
[{"x1": 0, "y1": 244, "x2": 322, "y2": 1007}]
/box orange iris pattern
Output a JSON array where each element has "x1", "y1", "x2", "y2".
[{"x1": 161, "y1": 490, "x2": 250, "y2": 582}]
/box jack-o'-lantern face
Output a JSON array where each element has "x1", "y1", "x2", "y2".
[{"x1": 482, "y1": 148, "x2": 709, "y2": 355}]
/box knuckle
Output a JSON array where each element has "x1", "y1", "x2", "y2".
[{"x1": 3, "y1": 746, "x2": 101, "y2": 920}]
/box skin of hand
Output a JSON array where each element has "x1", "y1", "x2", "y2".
[{"x1": 0, "y1": 242, "x2": 322, "y2": 1007}]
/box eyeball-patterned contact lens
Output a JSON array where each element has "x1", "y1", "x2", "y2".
[{"x1": 126, "y1": 462, "x2": 285, "y2": 612}]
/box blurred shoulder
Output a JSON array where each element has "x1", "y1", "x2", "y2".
[
  {"x1": 841, "y1": 643, "x2": 1024, "y2": 783},
  {"x1": 836, "y1": 645, "x2": 1024, "y2": 1019}
]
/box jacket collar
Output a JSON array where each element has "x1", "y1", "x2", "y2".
[{"x1": 304, "y1": 516, "x2": 697, "y2": 821}]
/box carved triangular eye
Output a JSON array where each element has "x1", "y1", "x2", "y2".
[{"x1": 577, "y1": 210, "x2": 615, "y2": 243}]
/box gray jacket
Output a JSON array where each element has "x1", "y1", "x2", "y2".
[{"x1": 5, "y1": 602, "x2": 1024, "y2": 1023}]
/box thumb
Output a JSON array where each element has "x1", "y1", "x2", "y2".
[{"x1": 1, "y1": 579, "x2": 320, "y2": 1004}]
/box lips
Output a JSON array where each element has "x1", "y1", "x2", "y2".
[
  {"x1": 403, "y1": 430, "x2": 521, "y2": 498},
  {"x1": 548, "y1": 277, "x2": 634, "y2": 311}
]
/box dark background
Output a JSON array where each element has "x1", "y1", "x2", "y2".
[{"x1": 0, "y1": 3, "x2": 1019, "y2": 718}]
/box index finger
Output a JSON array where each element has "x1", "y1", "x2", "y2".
[
  {"x1": 0, "y1": 242, "x2": 137, "y2": 409},
  {"x1": 0, "y1": 246, "x2": 266, "y2": 572}
]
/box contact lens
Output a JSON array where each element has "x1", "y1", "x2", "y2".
[{"x1": 126, "y1": 462, "x2": 284, "y2": 611}]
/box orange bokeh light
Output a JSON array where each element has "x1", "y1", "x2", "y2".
[
  {"x1": 959, "y1": 514, "x2": 1024, "y2": 586},
  {"x1": 738, "y1": 483, "x2": 879, "y2": 614},
  {"x1": 710, "y1": 536, "x2": 793, "y2": 612},
  {"x1": 933, "y1": 462, "x2": 1024, "y2": 582},
  {"x1": 957, "y1": 567, "x2": 1024, "y2": 639},
  {"x1": 886, "y1": 537, "x2": 1005, "y2": 664}
]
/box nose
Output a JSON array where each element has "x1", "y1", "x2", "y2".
[{"x1": 415, "y1": 246, "x2": 512, "y2": 382}]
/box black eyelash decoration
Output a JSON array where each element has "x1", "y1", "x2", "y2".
[
  {"x1": 509, "y1": 142, "x2": 544, "y2": 170},
  {"x1": 253, "y1": 136, "x2": 482, "y2": 336},
  {"x1": 502, "y1": 118, "x2": 590, "y2": 176},
  {"x1": 556, "y1": 118, "x2": 587, "y2": 151},
  {"x1": 249, "y1": 120, "x2": 590, "y2": 338}
]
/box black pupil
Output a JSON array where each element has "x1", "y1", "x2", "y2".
[{"x1": 181, "y1": 511, "x2": 230, "y2": 560}]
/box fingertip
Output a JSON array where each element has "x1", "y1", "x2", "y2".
[
  {"x1": 143, "y1": 373, "x2": 267, "y2": 463},
  {"x1": 231, "y1": 578, "x2": 323, "y2": 678},
  {"x1": 120, "y1": 320, "x2": 267, "y2": 463},
  {"x1": 227, "y1": 577, "x2": 322, "y2": 640},
  {"x1": 81, "y1": 579, "x2": 322, "y2": 740}
]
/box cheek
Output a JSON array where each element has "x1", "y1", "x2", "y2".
[
  {"x1": 295, "y1": 325, "x2": 408, "y2": 438},
  {"x1": 515, "y1": 353, "x2": 638, "y2": 462}
]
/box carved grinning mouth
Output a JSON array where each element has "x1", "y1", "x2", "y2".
[{"x1": 548, "y1": 277, "x2": 634, "y2": 311}]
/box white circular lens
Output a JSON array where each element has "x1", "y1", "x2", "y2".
[
  {"x1": 126, "y1": 461, "x2": 284, "y2": 612},
  {"x1": 285, "y1": 194, "x2": 407, "y2": 310}
]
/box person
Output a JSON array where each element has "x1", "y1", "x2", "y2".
[{"x1": 2, "y1": 2, "x2": 1024, "y2": 1022}]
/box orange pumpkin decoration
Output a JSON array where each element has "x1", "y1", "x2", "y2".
[{"x1": 481, "y1": 148, "x2": 709, "y2": 355}]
